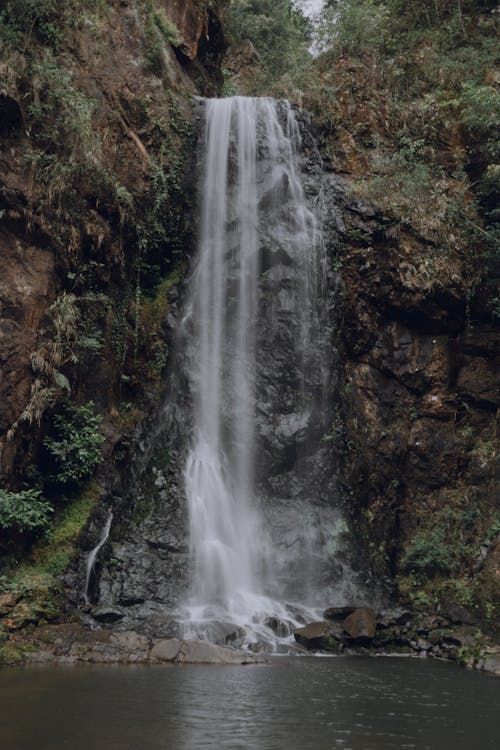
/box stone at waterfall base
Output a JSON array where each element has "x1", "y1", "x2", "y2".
[
  {"x1": 293, "y1": 606, "x2": 500, "y2": 676},
  {"x1": 12, "y1": 624, "x2": 264, "y2": 666}
]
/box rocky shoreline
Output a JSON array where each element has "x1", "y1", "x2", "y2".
[
  {"x1": 0, "y1": 609, "x2": 498, "y2": 677},
  {"x1": 1, "y1": 623, "x2": 264, "y2": 667},
  {"x1": 293, "y1": 606, "x2": 500, "y2": 677}
]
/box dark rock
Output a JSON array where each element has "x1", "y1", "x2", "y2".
[
  {"x1": 376, "y1": 608, "x2": 413, "y2": 629},
  {"x1": 264, "y1": 617, "x2": 291, "y2": 638},
  {"x1": 442, "y1": 603, "x2": 480, "y2": 626},
  {"x1": 91, "y1": 606, "x2": 125, "y2": 623},
  {"x1": 324, "y1": 606, "x2": 357, "y2": 622},
  {"x1": 293, "y1": 621, "x2": 341, "y2": 651}
]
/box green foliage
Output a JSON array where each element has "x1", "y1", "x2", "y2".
[
  {"x1": 312, "y1": 0, "x2": 499, "y2": 314},
  {"x1": 0, "y1": 489, "x2": 53, "y2": 534},
  {"x1": 135, "y1": 97, "x2": 194, "y2": 294},
  {"x1": 318, "y1": 0, "x2": 390, "y2": 55},
  {"x1": 401, "y1": 507, "x2": 479, "y2": 578},
  {"x1": 26, "y1": 53, "x2": 99, "y2": 201},
  {"x1": 0, "y1": 482, "x2": 99, "y2": 635},
  {"x1": 0, "y1": 0, "x2": 105, "y2": 50},
  {"x1": 226, "y1": 0, "x2": 312, "y2": 88},
  {"x1": 38, "y1": 482, "x2": 100, "y2": 575},
  {"x1": 401, "y1": 528, "x2": 458, "y2": 577},
  {"x1": 43, "y1": 402, "x2": 104, "y2": 487}
]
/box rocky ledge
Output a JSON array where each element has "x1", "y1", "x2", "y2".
[
  {"x1": 0, "y1": 624, "x2": 263, "y2": 667},
  {"x1": 294, "y1": 607, "x2": 500, "y2": 678}
]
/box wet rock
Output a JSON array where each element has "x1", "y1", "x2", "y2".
[
  {"x1": 111, "y1": 631, "x2": 150, "y2": 656},
  {"x1": 477, "y1": 654, "x2": 500, "y2": 677},
  {"x1": 343, "y1": 607, "x2": 376, "y2": 643},
  {"x1": 324, "y1": 606, "x2": 357, "y2": 622},
  {"x1": 264, "y1": 616, "x2": 291, "y2": 638},
  {"x1": 176, "y1": 640, "x2": 262, "y2": 665},
  {"x1": 456, "y1": 359, "x2": 499, "y2": 407},
  {"x1": 150, "y1": 638, "x2": 181, "y2": 662},
  {"x1": 24, "y1": 624, "x2": 263, "y2": 666},
  {"x1": 293, "y1": 621, "x2": 341, "y2": 651},
  {"x1": 91, "y1": 606, "x2": 125, "y2": 623}
]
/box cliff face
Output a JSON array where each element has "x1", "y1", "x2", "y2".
[
  {"x1": 0, "y1": 0, "x2": 227, "y2": 485},
  {"x1": 316, "y1": 142, "x2": 499, "y2": 632},
  {"x1": 0, "y1": 2, "x2": 497, "y2": 659}
]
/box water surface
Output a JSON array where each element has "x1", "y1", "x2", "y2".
[{"x1": 0, "y1": 657, "x2": 498, "y2": 749}]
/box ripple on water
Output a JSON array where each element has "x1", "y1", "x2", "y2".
[{"x1": 0, "y1": 656, "x2": 498, "y2": 750}]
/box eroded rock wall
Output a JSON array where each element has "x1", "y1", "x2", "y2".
[
  {"x1": 318, "y1": 165, "x2": 499, "y2": 626},
  {"x1": 0, "y1": 0, "x2": 227, "y2": 485}
]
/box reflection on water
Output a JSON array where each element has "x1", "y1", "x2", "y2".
[{"x1": 0, "y1": 657, "x2": 498, "y2": 749}]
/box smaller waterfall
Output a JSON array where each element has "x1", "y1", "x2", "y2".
[{"x1": 84, "y1": 511, "x2": 113, "y2": 605}]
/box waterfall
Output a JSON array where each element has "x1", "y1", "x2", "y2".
[
  {"x1": 183, "y1": 97, "x2": 329, "y2": 647},
  {"x1": 84, "y1": 511, "x2": 113, "y2": 605}
]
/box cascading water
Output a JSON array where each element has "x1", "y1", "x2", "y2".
[
  {"x1": 182, "y1": 97, "x2": 332, "y2": 649},
  {"x1": 84, "y1": 511, "x2": 113, "y2": 605}
]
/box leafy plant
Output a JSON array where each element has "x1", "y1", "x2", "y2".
[
  {"x1": 0, "y1": 488, "x2": 53, "y2": 534},
  {"x1": 43, "y1": 401, "x2": 104, "y2": 487}
]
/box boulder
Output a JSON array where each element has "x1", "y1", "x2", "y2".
[
  {"x1": 323, "y1": 606, "x2": 357, "y2": 622},
  {"x1": 150, "y1": 638, "x2": 182, "y2": 662},
  {"x1": 176, "y1": 640, "x2": 262, "y2": 665},
  {"x1": 478, "y1": 655, "x2": 500, "y2": 677},
  {"x1": 342, "y1": 607, "x2": 376, "y2": 643},
  {"x1": 293, "y1": 621, "x2": 341, "y2": 651}
]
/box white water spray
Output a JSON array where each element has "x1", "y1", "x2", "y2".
[{"x1": 183, "y1": 97, "x2": 325, "y2": 647}]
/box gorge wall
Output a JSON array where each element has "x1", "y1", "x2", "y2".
[
  {"x1": 0, "y1": 1, "x2": 498, "y2": 656},
  {"x1": 0, "y1": 0, "x2": 226, "y2": 485}
]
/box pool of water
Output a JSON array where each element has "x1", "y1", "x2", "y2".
[{"x1": 0, "y1": 656, "x2": 498, "y2": 749}]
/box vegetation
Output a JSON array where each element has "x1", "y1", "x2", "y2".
[
  {"x1": 225, "y1": 0, "x2": 313, "y2": 89},
  {"x1": 143, "y1": 4, "x2": 181, "y2": 74},
  {"x1": 226, "y1": 1, "x2": 498, "y2": 313},
  {"x1": 43, "y1": 402, "x2": 104, "y2": 487},
  {"x1": 307, "y1": 0, "x2": 499, "y2": 311},
  {"x1": 0, "y1": 483, "x2": 100, "y2": 641},
  {"x1": 0, "y1": 489, "x2": 52, "y2": 535}
]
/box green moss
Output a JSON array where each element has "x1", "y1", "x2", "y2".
[
  {"x1": 140, "y1": 262, "x2": 187, "y2": 378},
  {"x1": 143, "y1": 5, "x2": 181, "y2": 74},
  {"x1": 0, "y1": 483, "x2": 99, "y2": 630},
  {"x1": 0, "y1": 644, "x2": 25, "y2": 666}
]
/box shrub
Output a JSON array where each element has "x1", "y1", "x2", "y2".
[
  {"x1": 0, "y1": 488, "x2": 53, "y2": 534},
  {"x1": 43, "y1": 401, "x2": 104, "y2": 487},
  {"x1": 401, "y1": 528, "x2": 457, "y2": 577}
]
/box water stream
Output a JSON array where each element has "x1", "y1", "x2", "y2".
[
  {"x1": 84, "y1": 511, "x2": 113, "y2": 605},
  {"x1": 182, "y1": 97, "x2": 329, "y2": 647}
]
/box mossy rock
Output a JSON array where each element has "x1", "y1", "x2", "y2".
[{"x1": 0, "y1": 644, "x2": 25, "y2": 666}]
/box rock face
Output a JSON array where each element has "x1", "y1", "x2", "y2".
[
  {"x1": 315, "y1": 157, "x2": 499, "y2": 625},
  {"x1": 164, "y1": 0, "x2": 226, "y2": 70},
  {"x1": 88, "y1": 103, "x2": 367, "y2": 635},
  {"x1": 0, "y1": 0, "x2": 227, "y2": 485}
]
